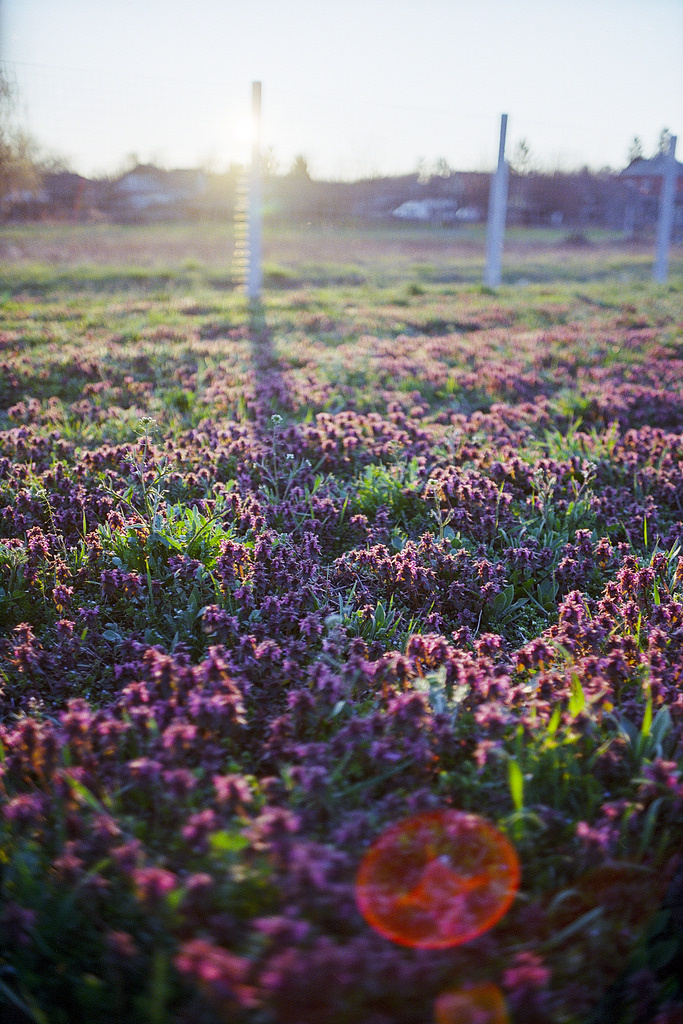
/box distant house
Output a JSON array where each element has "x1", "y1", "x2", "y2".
[
  {"x1": 505, "y1": 169, "x2": 632, "y2": 229},
  {"x1": 392, "y1": 198, "x2": 461, "y2": 224},
  {"x1": 620, "y1": 154, "x2": 683, "y2": 237},
  {"x1": 2, "y1": 171, "x2": 109, "y2": 221},
  {"x1": 1, "y1": 183, "x2": 49, "y2": 220},
  {"x1": 43, "y1": 171, "x2": 111, "y2": 220},
  {"x1": 391, "y1": 197, "x2": 486, "y2": 225},
  {"x1": 110, "y1": 165, "x2": 208, "y2": 221},
  {"x1": 621, "y1": 153, "x2": 683, "y2": 197}
]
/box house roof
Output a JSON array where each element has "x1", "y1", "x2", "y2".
[
  {"x1": 115, "y1": 165, "x2": 206, "y2": 190},
  {"x1": 621, "y1": 154, "x2": 683, "y2": 178},
  {"x1": 112, "y1": 166, "x2": 208, "y2": 213},
  {"x1": 42, "y1": 171, "x2": 90, "y2": 201}
]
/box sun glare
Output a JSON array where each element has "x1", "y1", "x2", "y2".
[{"x1": 230, "y1": 111, "x2": 257, "y2": 166}]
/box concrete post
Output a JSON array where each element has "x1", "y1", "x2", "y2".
[
  {"x1": 247, "y1": 81, "x2": 263, "y2": 301},
  {"x1": 484, "y1": 114, "x2": 509, "y2": 288},
  {"x1": 653, "y1": 135, "x2": 677, "y2": 284}
]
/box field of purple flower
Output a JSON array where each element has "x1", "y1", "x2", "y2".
[{"x1": 1, "y1": 224, "x2": 683, "y2": 1024}]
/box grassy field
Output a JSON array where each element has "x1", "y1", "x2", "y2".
[
  {"x1": 2, "y1": 219, "x2": 678, "y2": 283},
  {"x1": 1, "y1": 222, "x2": 683, "y2": 1024}
]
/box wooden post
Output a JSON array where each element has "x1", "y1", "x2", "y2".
[
  {"x1": 247, "y1": 81, "x2": 263, "y2": 301},
  {"x1": 484, "y1": 114, "x2": 509, "y2": 288},
  {"x1": 653, "y1": 134, "x2": 677, "y2": 284}
]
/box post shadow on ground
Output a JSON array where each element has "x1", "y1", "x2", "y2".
[{"x1": 246, "y1": 299, "x2": 294, "y2": 439}]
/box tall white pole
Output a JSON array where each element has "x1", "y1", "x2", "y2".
[
  {"x1": 484, "y1": 114, "x2": 509, "y2": 288},
  {"x1": 653, "y1": 135, "x2": 677, "y2": 284},
  {"x1": 247, "y1": 81, "x2": 263, "y2": 301}
]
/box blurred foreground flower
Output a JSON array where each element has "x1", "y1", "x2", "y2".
[{"x1": 355, "y1": 810, "x2": 520, "y2": 949}]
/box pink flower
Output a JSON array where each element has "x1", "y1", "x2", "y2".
[
  {"x1": 3, "y1": 793, "x2": 46, "y2": 829},
  {"x1": 175, "y1": 938, "x2": 258, "y2": 1008},
  {"x1": 503, "y1": 951, "x2": 550, "y2": 992},
  {"x1": 213, "y1": 773, "x2": 253, "y2": 811},
  {"x1": 52, "y1": 843, "x2": 85, "y2": 885},
  {"x1": 181, "y1": 809, "x2": 217, "y2": 852},
  {"x1": 105, "y1": 930, "x2": 139, "y2": 961},
  {"x1": 131, "y1": 866, "x2": 177, "y2": 906}
]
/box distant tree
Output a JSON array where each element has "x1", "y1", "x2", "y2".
[
  {"x1": 262, "y1": 146, "x2": 279, "y2": 177},
  {"x1": 0, "y1": 70, "x2": 39, "y2": 203},
  {"x1": 414, "y1": 158, "x2": 453, "y2": 185},
  {"x1": 36, "y1": 152, "x2": 74, "y2": 175},
  {"x1": 112, "y1": 152, "x2": 141, "y2": 179},
  {"x1": 656, "y1": 128, "x2": 673, "y2": 156},
  {"x1": 416, "y1": 158, "x2": 429, "y2": 184},
  {"x1": 512, "y1": 139, "x2": 532, "y2": 174},
  {"x1": 432, "y1": 157, "x2": 454, "y2": 178},
  {"x1": 627, "y1": 136, "x2": 644, "y2": 164},
  {"x1": 289, "y1": 154, "x2": 311, "y2": 180}
]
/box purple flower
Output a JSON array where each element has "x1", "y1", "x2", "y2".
[
  {"x1": 213, "y1": 773, "x2": 253, "y2": 812},
  {"x1": 3, "y1": 793, "x2": 46, "y2": 829},
  {"x1": 52, "y1": 584, "x2": 74, "y2": 611},
  {"x1": 110, "y1": 840, "x2": 143, "y2": 874},
  {"x1": 181, "y1": 809, "x2": 217, "y2": 852},
  {"x1": 131, "y1": 866, "x2": 177, "y2": 906},
  {"x1": 503, "y1": 951, "x2": 550, "y2": 992},
  {"x1": 104, "y1": 930, "x2": 139, "y2": 961},
  {"x1": 51, "y1": 843, "x2": 85, "y2": 884},
  {"x1": 161, "y1": 721, "x2": 198, "y2": 755},
  {"x1": 503, "y1": 951, "x2": 551, "y2": 1021},
  {"x1": 576, "y1": 819, "x2": 617, "y2": 863},
  {"x1": 175, "y1": 938, "x2": 258, "y2": 1008},
  {"x1": 162, "y1": 768, "x2": 197, "y2": 798},
  {"x1": 1, "y1": 902, "x2": 36, "y2": 947}
]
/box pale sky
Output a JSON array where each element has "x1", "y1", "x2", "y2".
[{"x1": 1, "y1": 0, "x2": 682, "y2": 180}]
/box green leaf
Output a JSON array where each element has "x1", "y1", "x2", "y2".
[
  {"x1": 539, "y1": 906, "x2": 604, "y2": 952},
  {"x1": 651, "y1": 705, "x2": 673, "y2": 749},
  {"x1": 616, "y1": 714, "x2": 639, "y2": 747},
  {"x1": 0, "y1": 977, "x2": 47, "y2": 1023},
  {"x1": 546, "y1": 705, "x2": 562, "y2": 737},
  {"x1": 148, "y1": 947, "x2": 171, "y2": 1024},
  {"x1": 646, "y1": 937, "x2": 680, "y2": 973},
  {"x1": 568, "y1": 674, "x2": 586, "y2": 718},
  {"x1": 65, "y1": 775, "x2": 105, "y2": 813},
  {"x1": 209, "y1": 829, "x2": 250, "y2": 855},
  {"x1": 508, "y1": 758, "x2": 525, "y2": 813},
  {"x1": 640, "y1": 696, "x2": 653, "y2": 741},
  {"x1": 636, "y1": 796, "x2": 665, "y2": 859},
  {"x1": 488, "y1": 584, "x2": 515, "y2": 617}
]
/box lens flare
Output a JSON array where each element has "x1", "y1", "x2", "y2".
[
  {"x1": 355, "y1": 810, "x2": 520, "y2": 949},
  {"x1": 434, "y1": 983, "x2": 510, "y2": 1024}
]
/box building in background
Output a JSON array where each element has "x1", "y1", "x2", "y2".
[{"x1": 621, "y1": 154, "x2": 683, "y2": 240}]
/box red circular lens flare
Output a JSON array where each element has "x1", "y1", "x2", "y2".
[
  {"x1": 354, "y1": 810, "x2": 520, "y2": 949},
  {"x1": 434, "y1": 983, "x2": 510, "y2": 1024}
]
